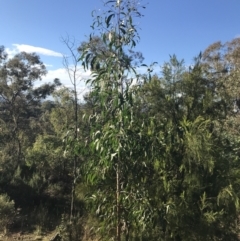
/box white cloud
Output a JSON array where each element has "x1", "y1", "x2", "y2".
[
  {"x1": 41, "y1": 66, "x2": 91, "y2": 84},
  {"x1": 40, "y1": 67, "x2": 92, "y2": 100},
  {"x1": 6, "y1": 44, "x2": 62, "y2": 58},
  {"x1": 5, "y1": 47, "x2": 18, "y2": 59},
  {"x1": 44, "y1": 64, "x2": 53, "y2": 67},
  {"x1": 4, "y1": 44, "x2": 92, "y2": 100}
]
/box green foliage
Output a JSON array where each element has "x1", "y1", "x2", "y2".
[
  {"x1": 0, "y1": 50, "x2": 61, "y2": 186},
  {"x1": 74, "y1": 2, "x2": 240, "y2": 240},
  {"x1": 0, "y1": 194, "x2": 15, "y2": 233},
  {"x1": 136, "y1": 55, "x2": 240, "y2": 240},
  {"x1": 1, "y1": 7, "x2": 240, "y2": 241},
  {"x1": 79, "y1": 0, "x2": 151, "y2": 240},
  {"x1": 26, "y1": 134, "x2": 64, "y2": 195},
  {"x1": 57, "y1": 214, "x2": 84, "y2": 241}
]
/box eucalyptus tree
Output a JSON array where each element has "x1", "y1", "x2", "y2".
[
  {"x1": 79, "y1": 1, "x2": 152, "y2": 240},
  {"x1": 0, "y1": 49, "x2": 61, "y2": 202},
  {"x1": 0, "y1": 46, "x2": 7, "y2": 62},
  {"x1": 201, "y1": 38, "x2": 240, "y2": 115},
  {"x1": 201, "y1": 37, "x2": 240, "y2": 210}
]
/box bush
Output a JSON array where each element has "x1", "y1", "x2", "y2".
[
  {"x1": 58, "y1": 214, "x2": 84, "y2": 241},
  {"x1": 0, "y1": 193, "x2": 15, "y2": 233}
]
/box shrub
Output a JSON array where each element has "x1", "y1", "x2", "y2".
[{"x1": 0, "y1": 193, "x2": 15, "y2": 233}]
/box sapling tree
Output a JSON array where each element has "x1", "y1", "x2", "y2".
[
  {"x1": 80, "y1": 0, "x2": 151, "y2": 240},
  {"x1": 61, "y1": 36, "x2": 84, "y2": 223}
]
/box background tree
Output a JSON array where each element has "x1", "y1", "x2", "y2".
[
  {"x1": 0, "y1": 48, "x2": 62, "y2": 231},
  {"x1": 135, "y1": 55, "x2": 240, "y2": 240}
]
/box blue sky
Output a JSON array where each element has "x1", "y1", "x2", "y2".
[{"x1": 1, "y1": 0, "x2": 240, "y2": 90}]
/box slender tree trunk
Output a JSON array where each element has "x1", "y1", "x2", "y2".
[
  {"x1": 62, "y1": 37, "x2": 81, "y2": 224},
  {"x1": 116, "y1": 161, "x2": 121, "y2": 241},
  {"x1": 70, "y1": 88, "x2": 78, "y2": 224},
  {"x1": 70, "y1": 174, "x2": 76, "y2": 224}
]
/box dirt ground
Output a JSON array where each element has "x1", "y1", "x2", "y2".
[{"x1": 0, "y1": 231, "x2": 59, "y2": 241}]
